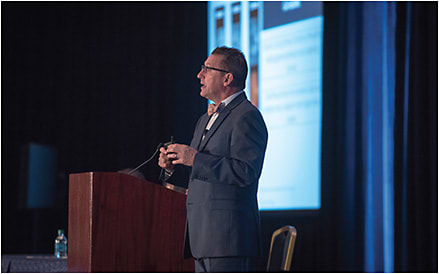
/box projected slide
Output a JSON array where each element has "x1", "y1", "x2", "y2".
[{"x1": 208, "y1": 1, "x2": 323, "y2": 210}]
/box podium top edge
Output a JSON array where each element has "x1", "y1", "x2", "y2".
[
  {"x1": 69, "y1": 171, "x2": 150, "y2": 182},
  {"x1": 70, "y1": 171, "x2": 143, "y2": 176}
]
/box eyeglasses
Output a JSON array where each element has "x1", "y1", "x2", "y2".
[{"x1": 201, "y1": 64, "x2": 230, "y2": 74}]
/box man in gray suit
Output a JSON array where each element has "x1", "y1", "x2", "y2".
[{"x1": 158, "y1": 46, "x2": 268, "y2": 272}]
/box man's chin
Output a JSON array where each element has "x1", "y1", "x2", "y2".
[{"x1": 200, "y1": 90, "x2": 209, "y2": 100}]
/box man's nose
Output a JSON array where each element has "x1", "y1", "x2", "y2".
[{"x1": 197, "y1": 70, "x2": 203, "y2": 79}]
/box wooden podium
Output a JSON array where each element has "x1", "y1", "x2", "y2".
[{"x1": 68, "y1": 172, "x2": 194, "y2": 272}]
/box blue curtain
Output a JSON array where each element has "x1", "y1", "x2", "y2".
[
  {"x1": 322, "y1": 2, "x2": 436, "y2": 272},
  {"x1": 393, "y1": 2, "x2": 437, "y2": 272},
  {"x1": 343, "y1": 2, "x2": 396, "y2": 272},
  {"x1": 340, "y1": 2, "x2": 437, "y2": 272},
  {"x1": 361, "y1": 3, "x2": 395, "y2": 272}
]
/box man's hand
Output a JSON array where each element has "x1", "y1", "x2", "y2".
[
  {"x1": 158, "y1": 147, "x2": 175, "y2": 171},
  {"x1": 166, "y1": 144, "x2": 198, "y2": 166}
]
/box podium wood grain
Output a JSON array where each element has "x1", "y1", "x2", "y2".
[{"x1": 68, "y1": 172, "x2": 194, "y2": 272}]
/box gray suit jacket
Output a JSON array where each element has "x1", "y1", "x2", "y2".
[{"x1": 184, "y1": 92, "x2": 268, "y2": 259}]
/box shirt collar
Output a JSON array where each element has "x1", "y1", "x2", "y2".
[{"x1": 220, "y1": 90, "x2": 244, "y2": 107}]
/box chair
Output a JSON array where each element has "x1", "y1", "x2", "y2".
[{"x1": 266, "y1": 225, "x2": 297, "y2": 272}]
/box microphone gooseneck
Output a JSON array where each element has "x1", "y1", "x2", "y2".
[
  {"x1": 127, "y1": 137, "x2": 174, "y2": 175},
  {"x1": 127, "y1": 144, "x2": 162, "y2": 175}
]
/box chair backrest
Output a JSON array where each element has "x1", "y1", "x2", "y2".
[{"x1": 266, "y1": 225, "x2": 297, "y2": 272}]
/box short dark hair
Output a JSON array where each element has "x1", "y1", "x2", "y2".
[{"x1": 211, "y1": 46, "x2": 248, "y2": 90}]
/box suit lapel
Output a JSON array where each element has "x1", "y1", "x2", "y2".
[
  {"x1": 193, "y1": 114, "x2": 211, "y2": 150},
  {"x1": 198, "y1": 93, "x2": 247, "y2": 152}
]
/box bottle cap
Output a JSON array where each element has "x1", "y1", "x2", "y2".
[{"x1": 58, "y1": 229, "x2": 64, "y2": 235}]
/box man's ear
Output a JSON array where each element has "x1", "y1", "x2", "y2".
[{"x1": 223, "y1": 72, "x2": 234, "y2": 87}]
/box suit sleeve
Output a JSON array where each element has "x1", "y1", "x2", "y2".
[
  {"x1": 158, "y1": 114, "x2": 206, "y2": 187},
  {"x1": 191, "y1": 109, "x2": 268, "y2": 187},
  {"x1": 159, "y1": 165, "x2": 191, "y2": 188}
]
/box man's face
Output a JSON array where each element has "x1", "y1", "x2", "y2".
[{"x1": 197, "y1": 54, "x2": 227, "y2": 102}]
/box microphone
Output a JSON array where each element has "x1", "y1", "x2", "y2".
[{"x1": 128, "y1": 136, "x2": 174, "y2": 175}]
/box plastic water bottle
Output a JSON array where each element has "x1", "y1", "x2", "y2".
[{"x1": 54, "y1": 229, "x2": 68, "y2": 258}]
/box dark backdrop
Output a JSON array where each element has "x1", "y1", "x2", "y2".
[
  {"x1": 2, "y1": 0, "x2": 207, "y2": 258},
  {"x1": 2, "y1": 1, "x2": 437, "y2": 272}
]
